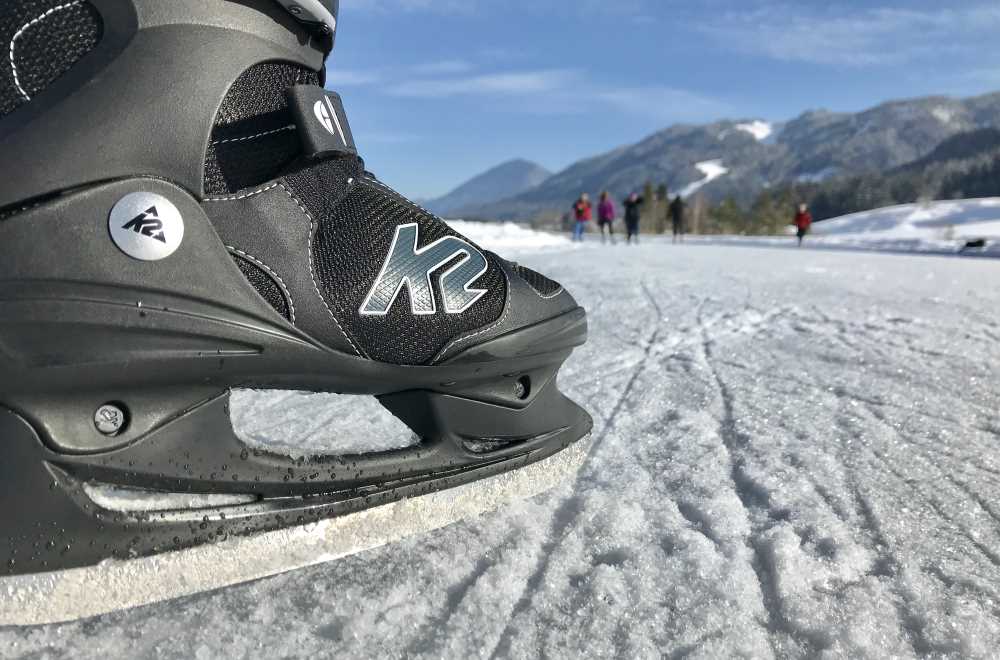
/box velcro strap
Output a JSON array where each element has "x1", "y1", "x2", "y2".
[{"x1": 286, "y1": 85, "x2": 357, "y2": 157}]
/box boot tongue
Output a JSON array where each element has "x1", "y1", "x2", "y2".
[{"x1": 286, "y1": 85, "x2": 357, "y2": 158}]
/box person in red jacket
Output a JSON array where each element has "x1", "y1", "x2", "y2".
[
  {"x1": 793, "y1": 203, "x2": 812, "y2": 246},
  {"x1": 572, "y1": 193, "x2": 592, "y2": 242}
]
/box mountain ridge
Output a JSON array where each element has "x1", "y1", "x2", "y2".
[
  {"x1": 456, "y1": 90, "x2": 1000, "y2": 221},
  {"x1": 424, "y1": 158, "x2": 552, "y2": 217}
]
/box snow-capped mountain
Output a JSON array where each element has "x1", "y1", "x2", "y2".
[
  {"x1": 458, "y1": 91, "x2": 1000, "y2": 221},
  {"x1": 423, "y1": 158, "x2": 552, "y2": 218},
  {"x1": 734, "y1": 120, "x2": 774, "y2": 142}
]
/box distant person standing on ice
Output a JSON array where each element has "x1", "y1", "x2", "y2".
[
  {"x1": 794, "y1": 203, "x2": 813, "y2": 246},
  {"x1": 597, "y1": 191, "x2": 616, "y2": 244},
  {"x1": 669, "y1": 195, "x2": 686, "y2": 243},
  {"x1": 622, "y1": 192, "x2": 644, "y2": 244},
  {"x1": 571, "y1": 193, "x2": 592, "y2": 242}
]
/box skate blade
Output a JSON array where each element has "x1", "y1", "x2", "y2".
[{"x1": 0, "y1": 435, "x2": 590, "y2": 626}]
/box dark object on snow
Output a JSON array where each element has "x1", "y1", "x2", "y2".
[
  {"x1": 670, "y1": 195, "x2": 686, "y2": 243},
  {"x1": 622, "y1": 193, "x2": 644, "y2": 244},
  {"x1": 0, "y1": 0, "x2": 592, "y2": 605},
  {"x1": 960, "y1": 238, "x2": 987, "y2": 251}
]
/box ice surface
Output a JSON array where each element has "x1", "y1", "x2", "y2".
[
  {"x1": 3, "y1": 228, "x2": 1000, "y2": 658},
  {"x1": 230, "y1": 389, "x2": 419, "y2": 457}
]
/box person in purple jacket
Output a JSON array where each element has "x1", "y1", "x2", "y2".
[{"x1": 597, "y1": 191, "x2": 616, "y2": 244}]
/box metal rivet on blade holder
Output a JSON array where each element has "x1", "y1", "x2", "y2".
[
  {"x1": 512, "y1": 380, "x2": 525, "y2": 400},
  {"x1": 94, "y1": 404, "x2": 127, "y2": 436}
]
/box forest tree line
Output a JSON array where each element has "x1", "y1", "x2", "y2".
[
  {"x1": 537, "y1": 128, "x2": 1000, "y2": 235},
  {"x1": 689, "y1": 127, "x2": 1000, "y2": 235}
]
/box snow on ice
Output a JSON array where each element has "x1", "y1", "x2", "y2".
[
  {"x1": 2, "y1": 211, "x2": 1000, "y2": 659},
  {"x1": 445, "y1": 220, "x2": 571, "y2": 251},
  {"x1": 814, "y1": 198, "x2": 1000, "y2": 244},
  {"x1": 693, "y1": 198, "x2": 1000, "y2": 257}
]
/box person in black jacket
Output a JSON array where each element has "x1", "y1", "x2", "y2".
[
  {"x1": 669, "y1": 195, "x2": 685, "y2": 243},
  {"x1": 622, "y1": 192, "x2": 644, "y2": 244}
]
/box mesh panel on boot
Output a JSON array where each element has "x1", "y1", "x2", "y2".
[
  {"x1": 232, "y1": 255, "x2": 291, "y2": 322},
  {"x1": 283, "y1": 160, "x2": 507, "y2": 365},
  {"x1": 511, "y1": 263, "x2": 562, "y2": 297},
  {"x1": 0, "y1": 0, "x2": 102, "y2": 118},
  {"x1": 205, "y1": 131, "x2": 302, "y2": 197},
  {"x1": 204, "y1": 62, "x2": 320, "y2": 196}
]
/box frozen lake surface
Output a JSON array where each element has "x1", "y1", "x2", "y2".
[{"x1": 3, "y1": 238, "x2": 1000, "y2": 659}]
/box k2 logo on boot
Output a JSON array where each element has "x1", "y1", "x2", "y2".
[
  {"x1": 108, "y1": 192, "x2": 184, "y2": 261},
  {"x1": 314, "y1": 97, "x2": 348, "y2": 145},
  {"x1": 286, "y1": 85, "x2": 357, "y2": 158},
  {"x1": 122, "y1": 207, "x2": 167, "y2": 243},
  {"x1": 361, "y1": 223, "x2": 489, "y2": 316}
]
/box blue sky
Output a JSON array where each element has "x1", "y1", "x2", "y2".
[{"x1": 326, "y1": 1, "x2": 1000, "y2": 199}]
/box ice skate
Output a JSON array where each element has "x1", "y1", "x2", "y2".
[{"x1": 0, "y1": 0, "x2": 591, "y2": 624}]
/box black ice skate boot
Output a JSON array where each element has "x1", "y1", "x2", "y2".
[{"x1": 0, "y1": 0, "x2": 591, "y2": 623}]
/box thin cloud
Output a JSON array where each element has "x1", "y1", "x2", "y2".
[
  {"x1": 595, "y1": 86, "x2": 731, "y2": 123},
  {"x1": 377, "y1": 65, "x2": 729, "y2": 124},
  {"x1": 962, "y1": 68, "x2": 1000, "y2": 86},
  {"x1": 700, "y1": 4, "x2": 1000, "y2": 67},
  {"x1": 389, "y1": 69, "x2": 581, "y2": 98},
  {"x1": 340, "y1": 0, "x2": 474, "y2": 14},
  {"x1": 342, "y1": 0, "x2": 675, "y2": 20},
  {"x1": 326, "y1": 70, "x2": 381, "y2": 87},
  {"x1": 361, "y1": 132, "x2": 424, "y2": 144},
  {"x1": 411, "y1": 59, "x2": 475, "y2": 75}
]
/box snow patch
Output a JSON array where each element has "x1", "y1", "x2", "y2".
[
  {"x1": 814, "y1": 197, "x2": 1000, "y2": 239},
  {"x1": 931, "y1": 106, "x2": 955, "y2": 124},
  {"x1": 805, "y1": 198, "x2": 1000, "y2": 255},
  {"x1": 83, "y1": 485, "x2": 255, "y2": 513},
  {"x1": 447, "y1": 219, "x2": 572, "y2": 252},
  {"x1": 677, "y1": 159, "x2": 729, "y2": 198},
  {"x1": 735, "y1": 120, "x2": 773, "y2": 141}
]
